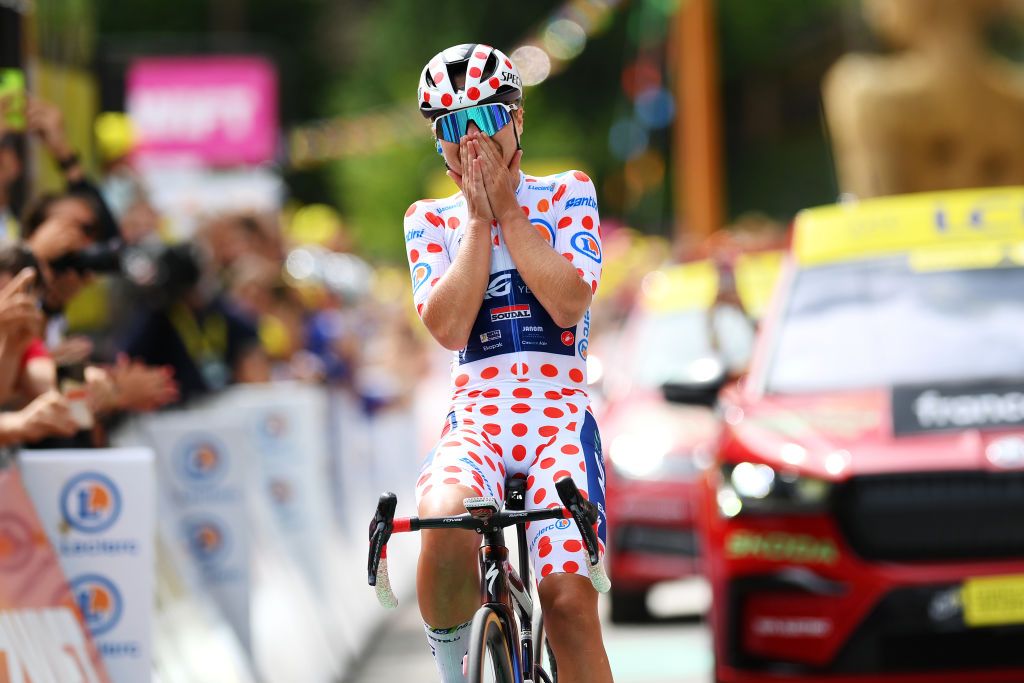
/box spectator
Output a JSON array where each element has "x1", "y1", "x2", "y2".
[{"x1": 119, "y1": 242, "x2": 270, "y2": 403}]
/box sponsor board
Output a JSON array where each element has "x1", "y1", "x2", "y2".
[
  {"x1": 893, "y1": 381, "x2": 1024, "y2": 435},
  {"x1": 0, "y1": 466, "x2": 110, "y2": 682},
  {"x1": 21, "y1": 449, "x2": 154, "y2": 682},
  {"x1": 725, "y1": 530, "x2": 838, "y2": 565}
]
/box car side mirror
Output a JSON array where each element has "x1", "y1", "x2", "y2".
[{"x1": 660, "y1": 371, "x2": 728, "y2": 407}]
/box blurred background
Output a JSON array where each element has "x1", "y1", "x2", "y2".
[{"x1": 1, "y1": 1, "x2": 1024, "y2": 682}]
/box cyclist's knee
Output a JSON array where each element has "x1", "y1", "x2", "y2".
[
  {"x1": 419, "y1": 485, "x2": 480, "y2": 560},
  {"x1": 538, "y1": 573, "x2": 599, "y2": 633}
]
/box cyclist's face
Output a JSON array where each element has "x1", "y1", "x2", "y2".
[{"x1": 437, "y1": 108, "x2": 523, "y2": 178}]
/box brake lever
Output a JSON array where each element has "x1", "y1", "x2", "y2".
[
  {"x1": 367, "y1": 492, "x2": 398, "y2": 586},
  {"x1": 554, "y1": 478, "x2": 600, "y2": 566}
]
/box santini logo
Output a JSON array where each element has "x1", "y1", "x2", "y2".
[
  {"x1": 490, "y1": 305, "x2": 531, "y2": 322},
  {"x1": 564, "y1": 196, "x2": 598, "y2": 210}
]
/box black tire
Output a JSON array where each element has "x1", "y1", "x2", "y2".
[
  {"x1": 467, "y1": 607, "x2": 515, "y2": 683},
  {"x1": 609, "y1": 586, "x2": 652, "y2": 624},
  {"x1": 533, "y1": 614, "x2": 558, "y2": 683}
]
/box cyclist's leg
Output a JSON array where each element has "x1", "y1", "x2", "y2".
[
  {"x1": 416, "y1": 414, "x2": 505, "y2": 682},
  {"x1": 524, "y1": 405, "x2": 612, "y2": 682}
]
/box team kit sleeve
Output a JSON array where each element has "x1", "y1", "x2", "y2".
[
  {"x1": 552, "y1": 171, "x2": 603, "y2": 296},
  {"x1": 404, "y1": 201, "x2": 453, "y2": 317}
]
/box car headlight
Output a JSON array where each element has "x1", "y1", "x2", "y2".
[
  {"x1": 716, "y1": 462, "x2": 831, "y2": 517},
  {"x1": 609, "y1": 433, "x2": 705, "y2": 481}
]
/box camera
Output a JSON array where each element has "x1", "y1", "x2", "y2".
[{"x1": 49, "y1": 241, "x2": 123, "y2": 274}]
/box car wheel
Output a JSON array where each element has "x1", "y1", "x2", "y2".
[{"x1": 609, "y1": 586, "x2": 652, "y2": 623}]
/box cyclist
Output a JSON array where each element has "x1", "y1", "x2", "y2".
[{"x1": 405, "y1": 44, "x2": 613, "y2": 682}]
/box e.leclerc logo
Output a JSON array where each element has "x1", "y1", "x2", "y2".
[
  {"x1": 175, "y1": 436, "x2": 228, "y2": 488},
  {"x1": 412, "y1": 263, "x2": 432, "y2": 293},
  {"x1": 71, "y1": 574, "x2": 123, "y2": 636},
  {"x1": 183, "y1": 516, "x2": 231, "y2": 565},
  {"x1": 61, "y1": 472, "x2": 122, "y2": 534},
  {"x1": 570, "y1": 232, "x2": 602, "y2": 263}
]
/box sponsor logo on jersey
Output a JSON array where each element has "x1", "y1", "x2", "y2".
[
  {"x1": 435, "y1": 202, "x2": 461, "y2": 214},
  {"x1": 405, "y1": 229, "x2": 425, "y2": 242},
  {"x1": 412, "y1": 263, "x2": 432, "y2": 293},
  {"x1": 479, "y1": 330, "x2": 501, "y2": 343},
  {"x1": 484, "y1": 272, "x2": 512, "y2": 299},
  {"x1": 523, "y1": 325, "x2": 544, "y2": 333},
  {"x1": 571, "y1": 232, "x2": 602, "y2": 263},
  {"x1": 565, "y1": 196, "x2": 598, "y2": 210},
  {"x1": 530, "y1": 218, "x2": 555, "y2": 245},
  {"x1": 490, "y1": 305, "x2": 531, "y2": 322},
  {"x1": 555, "y1": 519, "x2": 571, "y2": 530},
  {"x1": 527, "y1": 183, "x2": 556, "y2": 192},
  {"x1": 561, "y1": 331, "x2": 575, "y2": 346}
]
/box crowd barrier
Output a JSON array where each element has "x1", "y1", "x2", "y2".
[{"x1": 1, "y1": 379, "x2": 431, "y2": 682}]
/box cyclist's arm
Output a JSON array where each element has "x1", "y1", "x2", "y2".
[
  {"x1": 405, "y1": 203, "x2": 491, "y2": 350},
  {"x1": 498, "y1": 173, "x2": 601, "y2": 328}
]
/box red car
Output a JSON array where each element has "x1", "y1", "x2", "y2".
[
  {"x1": 598, "y1": 255, "x2": 780, "y2": 622},
  {"x1": 693, "y1": 188, "x2": 1024, "y2": 682}
]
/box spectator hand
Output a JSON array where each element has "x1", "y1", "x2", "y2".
[
  {"x1": 26, "y1": 215, "x2": 87, "y2": 263},
  {"x1": 0, "y1": 268, "x2": 42, "y2": 349},
  {"x1": 50, "y1": 336, "x2": 94, "y2": 366},
  {"x1": 3, "y1": 390, "x2": 78, "y2": 443},
  {"x1": 108, "y1": 354, "x2": 179, "y2": 411},
  {"x1": 26, "y1": 97, "x2": 73, "y2": 161}
]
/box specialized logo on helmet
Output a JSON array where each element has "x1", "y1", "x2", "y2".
[
  {"x1": 570, "y1": 232, "x2": 602, "y2": 263},
  {"x1": 184, "y1": 516, "x2": 230, "y2": 565},
  {"x1": 484, "y1": 272, "x2": 512, "y2": 299},
  {"x1": 61, "y1": 472, "x2": 122, "y2": 534},
  {"x1": 176, "y1": 436, "x2": 228, "y2": 488},
  {"x1": 412, "y1": 263, "x2": 432, "y2": 293},
  {"x1": 71, "y1": 574, "x2": 123, "y2": 636}
]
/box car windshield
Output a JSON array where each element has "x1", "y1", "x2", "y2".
[
  {"x1": 767, "y1": 259, "x2": 1024, "y2": 393},
  {"x1": 632, "y1": 306, "x2": 754, "y2": 387}
]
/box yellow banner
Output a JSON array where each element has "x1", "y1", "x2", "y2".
[
  {"x1": 641, "y1": 260, "x2": 718, "y2": 313},
  {"x1": 794, "y1": 187, "x2": 1024, "y2": 266},
  {"x1": 962, "y1": 574, "x2": 1024, "y2": 628},
  {"x1": 735, "y1": 250, "x2": 784, "y2": 319}
]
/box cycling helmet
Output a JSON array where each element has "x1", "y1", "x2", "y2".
[{"x1": 418, "y1": 43, "x2": 524, "y2": 119}]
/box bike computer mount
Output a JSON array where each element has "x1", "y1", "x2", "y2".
[{"x1": 464, "y1": 496, "x2": 501, "y2": 521}]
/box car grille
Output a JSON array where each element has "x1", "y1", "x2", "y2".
[
  {"x1": 833, "y1": 471, "x2": 1024, "y2": 561},
  {"x1": 616, "y1": 525, "x2": 699, "y2": 557}
]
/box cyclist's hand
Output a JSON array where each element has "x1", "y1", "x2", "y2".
[
  {"x1": 473, "y1": 133, "x2": 522, "y2": 223},
  {"x1": 461, "y1": 136, "x2": 494, "y2": 222}
]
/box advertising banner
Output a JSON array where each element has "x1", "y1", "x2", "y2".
[
  {"x1": 20, "y1": 449, "x2": 154, "y2": 683},
  {"x1": 134, "y1": 410, "x2": 252, "y2": 651},
  {"x1": 0, "y1": 464, "x2": 110, "y2": 683},
  {"x1": 127, "y1": 56, "x2": 278, "y2": 166}
]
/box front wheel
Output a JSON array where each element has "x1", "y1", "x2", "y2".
[{"x1": 467, "y1": 606, "x2": 515, "y2": 683}]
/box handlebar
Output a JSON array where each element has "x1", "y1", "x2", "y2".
[{"x1": 367, "y1": 477, "x2": 609, "y2": 609}]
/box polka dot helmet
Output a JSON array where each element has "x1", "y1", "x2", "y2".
[{"x1": 418, "y1": 43, "x2": 524, "y2": 119}]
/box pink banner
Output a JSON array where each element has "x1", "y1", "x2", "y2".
[{"x1": 127, "y1": 56, "x2": 278, "y2": 166}]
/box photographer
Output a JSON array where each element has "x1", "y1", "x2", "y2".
[
  {"x1": 119, "y1": 240, "x2": 270, "y2": 404},
  {"x1": 18, "y1": 194, "x2": 178, "y2": 424}
]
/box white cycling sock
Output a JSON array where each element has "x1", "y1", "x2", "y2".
[{"x1": 424, "y1": 619, "x2": 471, "y2": 683}]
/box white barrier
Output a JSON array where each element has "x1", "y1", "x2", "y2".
[{"x1": 20, "y1": 449, "x2": 154, "y2": 683}]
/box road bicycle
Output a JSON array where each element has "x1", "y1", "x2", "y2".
[{"x1": 368, "y1": 475, "x2": 610, "y2": 683}]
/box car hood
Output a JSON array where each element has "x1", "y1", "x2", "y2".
[
  {"x1": 601, "y1": 390, "x2": 720, "y2": 461},
  {"x1": 728, "y1": 388, "x2": 1024, "y2": 479}
]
